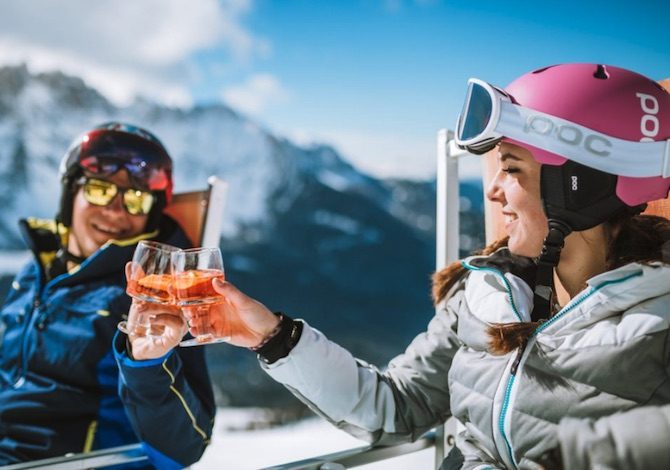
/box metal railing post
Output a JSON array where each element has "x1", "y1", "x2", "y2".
[
  {"x1": 436, "y1": 129, "x2": 460, "y2": 268},
  {"x1": 434, "y1": 130, "x2": 471, "y2": 468},
  {"x1": 434, "y1": 129, "x2": 460, "y2": 468}
]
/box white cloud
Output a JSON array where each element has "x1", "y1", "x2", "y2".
[
  {"x1": 222, "y1": 74, "x2": 290, "y2": 116},
  {"x1": 284, "y1": 127, "x2": 481, "y2": 181},
  {"x1": 0, "y1": 0, "x2": 267, "y2": 106},
  {"x1": 0, "y1": 38, "x2": 193, "y2": 106},
  {"x1": 293, "y1": 127, "x2": 481, "y2": 181}
]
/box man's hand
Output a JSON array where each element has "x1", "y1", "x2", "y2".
[{"x1": 126, "y1": 300, "x2": 188, "y2": 360}]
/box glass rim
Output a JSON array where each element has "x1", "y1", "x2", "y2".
[
  {"x1": 137, "y1": 240, "x2": 181, "y2": 252},
  {"x1": 176, "y1": 246, "x2": 222, "y2": 255}
]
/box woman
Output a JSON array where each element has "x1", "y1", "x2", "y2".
[{"x1": 195, "y1": 64, "x2": 670, "y2": 469}]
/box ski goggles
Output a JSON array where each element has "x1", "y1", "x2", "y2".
[
  {"x1": 78, "y1": 177, "x2": 155, "y2": 216},
  {"x1": 455, "y1": 78, "x2": 670, "y2": 178},
  {"x1": 75, "y1": 129, "x2": 171, "y2": 191}
]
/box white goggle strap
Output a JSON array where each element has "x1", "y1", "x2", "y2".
[{"x1": 496, "y1": 101, "x2": 670, "y2": 178}]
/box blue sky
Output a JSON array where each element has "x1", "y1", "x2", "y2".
[{"x1": 0, "y1": 0, "x2": 668, "y2": 179}]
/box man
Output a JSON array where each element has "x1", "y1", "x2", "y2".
[{"x1": 0, "y1": 122, "x2": 215, "y2": 468}]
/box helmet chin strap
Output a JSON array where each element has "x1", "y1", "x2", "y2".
[
  {"x1": 531, "y1": 161, "x2": 627, "y2": 321},
  {"x1": 57, "y1": 229, "x2": 87, "y2": 266},
  {"x1": 56, "y1": 247, "x2": 87, "y2": 266},
  {"x1": 531, "y1": 219, "x2": 572, "y2": 322}
]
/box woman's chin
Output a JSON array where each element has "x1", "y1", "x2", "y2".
[{"x1": 507, "y1": 239, "x2": 541, "y2": 259}]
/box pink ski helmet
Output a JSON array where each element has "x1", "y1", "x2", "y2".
[
  {"x1": 504, "y1": 63, "x2": 670, "y2": 230},
  {"x1": 456, "y1": 64, "x2": 670, "y2": 321}
]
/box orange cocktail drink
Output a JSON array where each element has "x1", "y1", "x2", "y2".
[
  {"x1": 127, "y1": 273, "x2": 174, "y2": 304},
  {"x1": 171, "y1": 247, "x2": 228, "y2": 346},
  {"x1": 173, "y1": 269, "x2": 225, "y2": 305}
]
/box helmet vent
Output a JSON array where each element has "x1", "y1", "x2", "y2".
[
  {"x1": 531, "y1": 66, "x2": 553, "y2": 74},
  {"x1": 594, "y1": 64, "x2": 609, "y2": 79}
]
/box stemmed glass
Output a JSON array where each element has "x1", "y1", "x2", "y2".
[
  {"x1": 171, "y1": 247, "x2": 230, "y2": 347},
  {"x1": 118, "y1": 240, "x2": 178, "y2": 337}
]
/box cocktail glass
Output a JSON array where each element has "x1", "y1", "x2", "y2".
[
  {"x1": 118, "y1": 240, "x2": 179, "y2": 337},
  {"x1": 171, "y1": 247, "x2": 229, "y2": 347}
]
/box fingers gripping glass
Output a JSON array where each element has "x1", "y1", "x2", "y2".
[
  {"x1": 78, "y1": 177, "x2": 155, "y2": 216},
  {"x1": 454, "y1": 78, "x2": 670, "y2": 178}
]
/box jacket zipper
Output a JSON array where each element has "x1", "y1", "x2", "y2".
[
  {"x1": 13, "y1": 237, "x2": 116, "y2": 388},
  {"x1": 496, "y1": 269, "x2": 644, "y2": 468},
  {"x1": 15, "y1": 295, "x2": 41, "y2": 388},
  {"x1": 15, "y1": 272, "x2": 72, "y2": 387},
  {"x1": 496, "y1": 287, "x2": 607, "y2": 469},
  {"x1": 462, "y1": 260, "x2": 525, "y2": 468},
  {"x1": 497, "y1": 345, "x2": 525, "y2": 469}
]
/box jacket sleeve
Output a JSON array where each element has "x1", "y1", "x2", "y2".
[
  {"x1": 261, "y1": 287, "x2": 465, "y2": 445},
  {"x1": 113, "y1": 332, "x2": 215, "y2": 469},
  {"x1": 557, "y1": 405, "x2": 670, "y2": 470}
]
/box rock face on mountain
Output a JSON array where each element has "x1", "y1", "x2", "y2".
[{"x1": 0, "y1": 64, "x2": 484, "y2": 407}]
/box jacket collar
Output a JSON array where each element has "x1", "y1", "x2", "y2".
[
  {"x1": 551, "y1": 262, "x2": 670, "y2": 326},
  {"x1": 19, "y1": 216, "x2": 190, "y2": 287},
  {"x1": 463, "y1": 249, "x2": 670, "y2": 328}
]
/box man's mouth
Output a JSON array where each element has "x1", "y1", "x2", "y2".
[{"x1": 91, "y1": 222, "x2": 125, "y2": 237}]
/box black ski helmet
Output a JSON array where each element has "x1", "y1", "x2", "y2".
[{"x1": 57, "y1": 122, "x2": 173, "y2": 232}]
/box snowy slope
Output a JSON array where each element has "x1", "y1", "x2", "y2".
[{"x1": 194, "y1": 408, "x2": 433, "y2": 469}]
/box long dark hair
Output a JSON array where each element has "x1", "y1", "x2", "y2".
[{"x1": 432, "y1": 214, "x2": 670, "y2": 355}]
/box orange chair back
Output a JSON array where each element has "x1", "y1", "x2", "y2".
[
  {"x1": 643, "y1": 78, "x2": 670, "y2": 219},
  {"x1": 163, "y1": 189, "x2": 210, "y2": 247}
]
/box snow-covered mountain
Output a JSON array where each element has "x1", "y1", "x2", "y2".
[
  {"x1": 0, "y1": 64, "x2": 484, "y2": 407},
  {"x1": 0, "y1": 64, "x2": 411, "y2": 243}
]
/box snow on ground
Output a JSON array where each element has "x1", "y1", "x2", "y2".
[{"x1": 193, "y1": 408, "x2": 434, "y2": 469}]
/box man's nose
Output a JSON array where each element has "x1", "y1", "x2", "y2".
[{"x1": 104, "y1": 192, "x2": 126, "y2": 213}]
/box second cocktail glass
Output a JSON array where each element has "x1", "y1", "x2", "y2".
[
  {"x1": 172, "y1": 247, "x2": 230, "y2": 347},
  {"x1": 118, "y1": 240, "x2": 179, "y2": 337}
]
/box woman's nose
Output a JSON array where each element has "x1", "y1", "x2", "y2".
[{"x1": 486, "y1": 171, "x2": 505, "y2": 204}]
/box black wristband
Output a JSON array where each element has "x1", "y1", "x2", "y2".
[{"x1": 255, "y1": 312, "x2": 303, "y2": 364}]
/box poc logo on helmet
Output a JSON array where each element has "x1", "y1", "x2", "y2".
[
  {"x1": 524, "y1": 116, "x2": 612, "y2": 157},
  {"x1": 636, "y1": 92, "x2": 659, "y2": 142}
]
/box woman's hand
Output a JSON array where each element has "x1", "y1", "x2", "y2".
[
  {"x1": 185, "y1": 279, "x2": 280, "y2": 349},
  {"x1": 126, "y1": 300, "x2": 188, "y2": 360}
]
